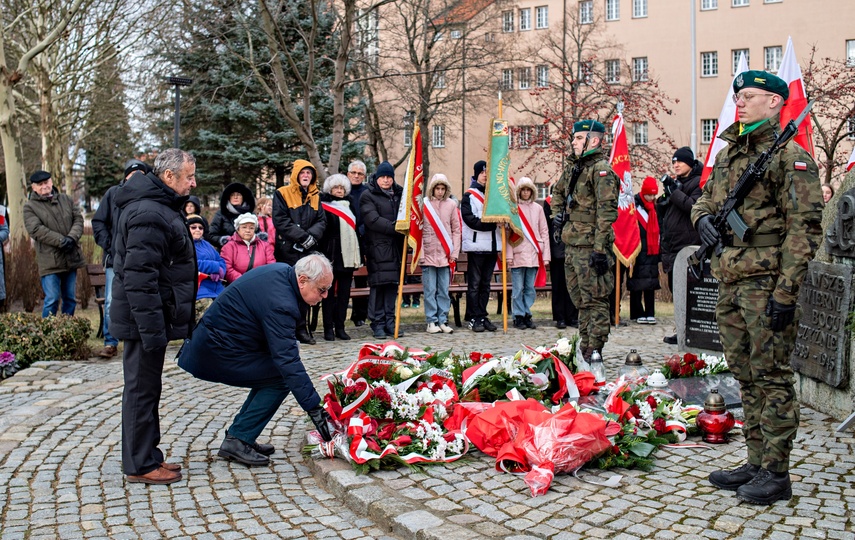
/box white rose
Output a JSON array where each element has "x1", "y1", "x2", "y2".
[{"x1": 398, "y1": 366, "x2": 414, "y2": 379}]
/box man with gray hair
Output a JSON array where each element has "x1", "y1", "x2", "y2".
[
  {"x1": 111, "y1": 148, "x2": 197, "y2": 485},
  {"x1": 178, "y1": 254, "x2": 335, "y2": 467},
  {"x1": 347, "y1": 160, "x2": 370, "y2": 326}
]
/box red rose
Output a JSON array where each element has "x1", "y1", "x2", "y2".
[
  {"x1": 679, "y1": 364, "x2": 694, "y2": 377},
  {"x1": 443, "y1": 432, "x2": 457, "y2": 443},
  {"x1": 612, "y1": 445, "x2": 621, "y2": 455},
  {"x1": 390, "y1": 435, "x2": 412, "y2": 447},
  {"x1": 376, "y1": 421, "x2": 396, "y2": 440},
  {"x1": 373, "y1": 386, "x2": 392, "y2": 404},
  {"x1": 683, "y1": 353, "x2": 698, "y2": 364},
  {"x1": 470, "y1": 352, "x2": 482, "y2": 362},
  {"x1": 653, "y1": 418, "x2": 667, "y2": 434},
  {"x1": 628, "y1": 404, "x2": 641, "y2": 418},
  {"x1": 355, "y1": 381, "x2": 368, "y2": 393},
  {"x1": 646, "y1": 395, "x2": 658, "y2": 409},
  {"x1": 365, "y1": 438, "x2": 382, "y2": 452},
  {"x1": 695, "y1": 359, "x2": 706, "y2": 371},
  {"x1": 368, "y1": 366, "x2": 385, "y2": 379},
  {"x1": 343, "y1": 385, "x2": 357, "y2": 395},
  {"x1": 482, "y1": 353, "x2": 493, "y2": 359}
]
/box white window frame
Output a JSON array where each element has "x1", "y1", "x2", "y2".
[
  {"x1": 732, "y1": 48, "x2": 749, "y2": 74},
  {"x1": 701, "y1": 0, "x2": 717, "y2": 9},
  {"x1": 632, "y1": 57, "x2": 648, "y2": 82},
  {"x1": 848, "y1": 117, "x2": 855, "y2": 140},
  {"x1": 606, "y1": 0, "x2": 620, "y2": 21},
  {"x1": 518, "y1": 67, "x2": 531, "y2": 89},
  {"x1": 732, "y1": 0, "x2": 749, "y2": 6},
  {"x1": 450, "y1": 29, "x2": 462, "y2": 39},
  {"x1": 535, "y1": 6, "x2": 548, "y2": 28},
  {"x1": 518, "y1": 126, "x2": 533, "y2": 149},
  {"x1": 519, "y1": 8, "x2": 531, "y2": 31},
  {"x1": 403, "y1": 111, "x2": 414, "y2": 147},
  {"x1": 579, "y1": 1, "x2": 593, "y2": 24},
  {"x1": 634, "y1": 122, "x2": 648, "y2": 146},
  {"x1": 847, "y1": 40, "x2": 855, "y2": 67},
  {"x1": 764, "y1": 0, "x2": 782, "y2": 3},
  {"x1": 701, "y1": 51, "x2": 718, "y2": 77},
  {"x1": 606, "y1": 59, "x2": 620, "y2": 84},
  {"x1": 535, "y1": 125, "x2": 549, "y2": 147},
  {"x1": 632, "y1": 0, "x2": 647, "y2": 18},
  {"x1": 435, "y1": 72, "x2": 446, "y2": 89},
  {"x1": 502, "y1": 68, "x2": 514, "y2": 90},
  {"x1": 535, "y1": 65, "x2": 549, "y2": 88},
  {"x1": 432, "y1": 125, "x2": 445, "y2": 148},
  {"x1": 701, "y1": 119, "x2": 717, "y2": 144},
  {"x1": 502, "y1": 11, "x2": 514, "y2": 33},
  {"x1": 764, "y1": 46, "x2": 782, "y2": 72}
]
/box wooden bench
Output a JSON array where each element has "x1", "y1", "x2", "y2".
[{"x1": 86, "y1": 264, "x2": 106, "y2": 339}]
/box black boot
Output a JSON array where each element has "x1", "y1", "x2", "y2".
[
  {"x1": 323, "y1": 328, "x2": 335, "y2": 341},
  {"x1": 482, "y1": 317, "x2": 497, "y2": 332},
  {"x1": 555, "y1": 320, "x2": 567, "y2": 329},
  {"x1": 513, "y1": 316, "x2": 526, "y2": 329},
  {"x1": 250, "y1": 442, "x2": 275, "y2": 456},
  {"x1": 709, "y1": 463, "x2": 760, "y2": 491},
  {"x1": 664, "y1": 334, "x2": 678, "y2": 345},
  {"x1": 296, "y1": 327, "x2": 316, "y2": 345},
  {"x1": 736, "y1": 468, "x2": 792, "y2": 505},
  {"x1": 335, "y1": 327, "x2": 351, "y2": 340},
  {"x1": 218, "y1": 435, "x2": 270, "y2": 466},
  {"x1": 524, "y1": 314, "x2": 536, "y2": 329}
]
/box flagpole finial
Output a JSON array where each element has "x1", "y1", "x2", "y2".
[{"x1": 617, "y1": 101, "x2": 625, "y2": 114}]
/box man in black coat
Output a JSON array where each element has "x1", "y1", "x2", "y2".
[
  {"x1": 111, "y1": 149, "x2": 197, "y2": 485},
  {"x1": 347, "y1": 160, "x2": 370, "y2": 327},
  {"x1": 657, "y1": 146, "x2": 703, "y2": 344},
  {"x1": 177, "y1": 255, "x2": 334, "y2": 467}
]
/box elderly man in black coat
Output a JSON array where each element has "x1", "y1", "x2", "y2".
[
  {"x1": 111, "y1": 149, "x2": 197, "y2": 485},
  {"x1": 178, "y1": 254, "x2": 334, "y2": 467}
]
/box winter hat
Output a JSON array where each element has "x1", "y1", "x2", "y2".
[
  {"x1": 672, "y1": 147, "x2": 695, "y2": 167},
  {"x1": 186, "y1": 214, "x2": 209, "y2": 235},
  {"x1": 473, "y1": 160, "x2": 487, "y2": 178},
  {"x1": 323, "y1": 173, "x2": 351, "y2": 195},
  {"x1": 233, "y1": 213, "x2": 258, "y2": 229},
  {"x1": 374, "y1": 161, "x2": 395, "y2": 181},
  {"x1": 124, "y1": 159, "x2": 151, "y2": 177},
  {"x1": 29, "y1": 170, "x2": 51, "y2": 185},
  {"x1": 641, "y1": 176, "x2": 659, "y2": 196}
]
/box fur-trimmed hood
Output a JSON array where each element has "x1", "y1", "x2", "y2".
[
  {"x1": 427, "y1": 173, "x2": 454, "y2": 203},
  {"x1": 515, "y1": 177, "x2": 538, "y2": 204}
]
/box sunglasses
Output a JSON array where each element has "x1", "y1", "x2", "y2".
[{"x1": 188, "y1": 224, "x2": 204, "y2": 230}]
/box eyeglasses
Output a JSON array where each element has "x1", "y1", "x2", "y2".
[
  {"x1": 316, "y1": 284, "x2": 331, "y2": 295},
  {"x1": 732, "y1": 92, "x2": 775, "y2": 104},
  {"x1": 348, "y1": 171, "x2": 366, "y2": 177},
  {"x1": 188, "y1": 225, "x2": 204, "y2": 230}
]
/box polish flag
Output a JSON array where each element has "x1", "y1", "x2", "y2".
[
  {"x1": 778, "y1": 36, "x2": 815, "y2": 156},
  {"x1": 847, "y1": 146, "x2": 855, "y2": 172},
  {"x1": 700, "y1": 52, "x2": 749, "y2": 188}
]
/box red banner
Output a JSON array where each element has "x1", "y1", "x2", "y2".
[{"x1": 609, "y1": 114, "x2": 641, "y2": 267}]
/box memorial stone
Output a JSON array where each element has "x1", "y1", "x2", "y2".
[{"x1": 685, "y1": 270, "x2": 723, "y2": 352}]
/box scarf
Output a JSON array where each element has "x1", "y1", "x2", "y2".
[
  {"x1": 327, "y1": 200, "x2": 361, "y2": 269},
  {"x1": 637, "y1": 197, "x2": 660, "y2": 256},
  {"x1": 278, "y1": 182, "x2": 320, "y2": 211}
]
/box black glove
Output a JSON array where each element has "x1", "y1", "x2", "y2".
[
  {"x1": 589, "y1": 252, "x2": 609, "y2": 276},
  {"x1": 766, "y1": 298, "x2": 796, "y2": 332},
  {"x1": 697, "y1": 215, "x2": 720, "y2": 247},
  {"x1": 257, "y1": 231, "x2": 269, "y2": 241},
  {"x1": 307, "y1": 406, "x2": 333, "y2": 442},
  {"x1": 551, "y1": 214, "x2": 565, "y2": 233},
  {"x1": 662, "y1": 176, "x2": 676, "y2": 196},
  {"x1": 59, "y1": 236, "x2": 76, "y2": 252},
  {"x1": 219, "y1": 236, "x2": 230, "y2": 246},
  {"x1": 302, "y1": 236, "x2": 316, "y2": 250}
]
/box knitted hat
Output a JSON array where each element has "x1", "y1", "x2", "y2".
[
  {"x1": 672, "y1": 146, "x2": 695, "y2": 166},
  {"x1": 473, "y1": 160, "x2": 487, "y2": 177},
  {"x1": 186, "y1": 214, "x2": 209, "y2": 235},
  {"x1": 233, "y1": 213, "x2": 258, "y2": 229},
  {"x1": 123, "y1": 159, "x2": 151, "y2": 177},
  {"x1": 374, "y1": 161, "x2": 395, "y2": 181},
  {"x1": 641, "y1": 176, "x2": 658, "y2": 196}
]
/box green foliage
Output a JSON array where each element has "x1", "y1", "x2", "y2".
[{"x1": 0, "y1": 313, "x2": 91, "y2": 368}]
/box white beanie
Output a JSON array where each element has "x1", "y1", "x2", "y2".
[{"x1": 233, "y1": 213, "x2": 258, "y2": 229}]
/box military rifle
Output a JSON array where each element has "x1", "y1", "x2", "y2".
[{"x1": 689, "y1": 100, "x2": 814, "y2": 279}]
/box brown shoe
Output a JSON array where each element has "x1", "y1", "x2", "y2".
[
  {"x1": 97, "y1": 345, "x2": 117, "y2": 358},
  {"x1": 126, "y1": 466, "x2": 182, "y2": 485},
  {"x1": 161, "y1": 461, "x2": 182, "y2": 472}
]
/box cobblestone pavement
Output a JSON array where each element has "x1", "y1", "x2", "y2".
[{"x1": 1, "y1": 313, "x2": 854, "y2": 539}]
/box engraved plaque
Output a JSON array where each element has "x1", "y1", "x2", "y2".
[
  {"x1": 791, "y1": 261, "x2": 852, "y2": 388},
  {"x1": 685, "y1": 270, "x2": 723, "y2": 352},
  {"x1": 825, "y1": 188, "x2": 855, "y2": 258}
]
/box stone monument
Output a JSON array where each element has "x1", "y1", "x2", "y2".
[{"x1": 673, "y1": 246, "x2": 722, "y2": 356}]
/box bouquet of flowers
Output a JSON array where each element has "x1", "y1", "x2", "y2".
[
  {"x1": 0, "y1": 351, "x2": 18, "y2": 380},
  {"x1": 662, "y1": 352, "x2": 729, "y2": 379}
]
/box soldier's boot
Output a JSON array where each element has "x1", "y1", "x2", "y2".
[
  {"x1": 735, "y1": 468, "x2": 792, "y2": 505},
  {"x1": 709, "y1": 463, "x2": 760, "y2": 491},
  {"x1": 582, "y1": 346, "x2": 594, "y2": 363}
]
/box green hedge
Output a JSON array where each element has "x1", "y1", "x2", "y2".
[{"x1": 0, "y1": 313, "x2": 91, "y2": 369}]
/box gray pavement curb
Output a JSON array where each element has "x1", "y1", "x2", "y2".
[{"x1": 308, "y1": 453, "x2": 488, "y2": 540}]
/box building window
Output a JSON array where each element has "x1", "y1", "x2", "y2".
[
  {"x1": 732, "y1": 48, "x2": 749, "y2": 73},
  {"x1": 432, "y1": 125, "x2": 445, "y2": 148},
  {"x1": 519, "y1": 8, "x2": 531, "y2": 31},
  {"x1": 357, "y1": 9, "x2": 379, "y2": 70},
  {"x1": 537, "y1": 183, "x2": 548, "y2": 200},
  {"x1": 701, "y1": 51, "x2": 718, "y2": 77},
  {"x1": 632, "y1": 57, "x2": 648, "y2": 82},
  {"x1": 484, "y1": 32, "x2": 494, "y2": 42},
  {"x1": 518, "y1": 126, "x2": 533, "y2": 149},
  {"x1": 435, "y1": 72, "x2": 446, "y2": 89},
  {"x1": 450, "y1": 29, "x2": 462, "y2": 39},
  {"x1": 634, "y1": 122, "x2": 648, "y2": 145},
  {"x1": 518, "y1": 67, "x2": 531, "y2": 89},
  {"x1": 579, "y1": 1, "x2": 593, "y2": 24},
  {"x1": 403, "y1": 111, "x2": 414, "y2": 147},
  {"x1": 633, "y1": 0, "x2": 647, "y2": 18},
  {"x1": 502, "y1": 11, "x2": 514, "y2": 32},
  {"x1": 701, "y1": 0, "x2": 717, "y2": 9},
  {"x1": 536, "y1": 65, "x2": 549, "y2": 87},
  {"x1": 606, "y1": 59, "x2": 620, "y2": 84},
  {"x1": 847, "y1": 40, "x2": 855, "y2": 66},
  {"x1": 502, "y1": 68, "x2": 514, "y2": 90},
  {"x1": 764, "y1": 0, "x2": 781, "y2": 3},
  {"x1": 606, "y1": 0, "x2": 620, "y2": 21},
  {"x1": 535, "y1": 6, "x2": 548, "y2": 28},
  {"x1": 535, "y1": 125, "x2": 549, "y2": 147},
  {"x1": 702, "y1": 119, "x2": 717, "y2": 144},
  {"x1": 580, "y1": 61, "x2": 593, "y2": 85},
  {"x1": 764, "y1": 46, "x2": 782, "y2": 72},
  {"x1": 732, "y1": 0, "x2": 749, "y2": 5},
  {"x1": 848, "y1": 117, "x2": 855, "y2": 140}
]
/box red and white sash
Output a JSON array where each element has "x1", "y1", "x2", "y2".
[
  {"x1": 423, "y1": 199, "x2": 456, "y2": 281},
  {"x1": 517, "y1": 207, "x2": 547, "y2": 287},
  {"x1": 321, "y1": 202, "x2": 356, "y2": 230}
]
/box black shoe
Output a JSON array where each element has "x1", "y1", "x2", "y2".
[
  {"x1": 736, "y1": 468, "x2": 792, "y2": 505},
  {"x1": 250, "y1": 442, "x2": 275, "y2": 456},
  {"x1": 482, "y1": 318, "x2": 497, "y2": 332},
  {"x1": 709, "y1": 463, "x2": 760, "y2": 491},
  {"x1": 323, "y1": 329, "x2": 335, "y2": 341},
  {"x1": 664, "y1": 334, "x2": 678, "y2": 345},
  {"x1": 335, "y1": 328, "x2": 352, "y2": 340},
  {"x1": 469, "y1": 319, "x2": 485, "y2": 332},
  {"x1": 556, "y1": 320, "x2": 567, "y2": 329},
  {"x1": 353, "y1": 320, "x2": 365, "y2": 327},
  {"x1": 524, "y1": 314, "x2": 536, "y2": 329},
  {"x1": 296, "y1": 328, "x2": 316, "y2": 345},
  {"x1": 218, "y1": 436, "x2": 270, "y2": 466},
  {"x1": 513, "y1": 316, "x2": 526, "y2": 329},
  {"x1": 568, "y1": 319, "x2": 579, "y2": 328},
  {"x1": 372, "y1": 328, "x2": 386, "y2": 339}
]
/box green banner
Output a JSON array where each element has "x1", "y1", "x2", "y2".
[{"x1": 482, "y1": 118, "x2": 523, "y2": 241}]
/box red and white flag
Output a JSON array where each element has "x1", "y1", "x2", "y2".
[
  {"x1": 778, "y1": 36, "x2": 815, "y2": 156},
  {"x1": 847, "y1": 146, "x2": 855, "y2": 172},
  {"x1": 609, "y1": 113, "x2": 641, "y2": 267},
  {"x1": 700, "y1": 52, "x2": 749, "y2": 188},
  {"x1": 395, "y1": 125, "x2": 424, "y2": 272}
]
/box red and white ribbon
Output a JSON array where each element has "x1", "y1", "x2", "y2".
[{"x1": 321, "y1": 202, "x2": 356, "y2": 230}]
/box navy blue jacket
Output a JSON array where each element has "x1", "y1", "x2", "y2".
[{"x1": 177, "y1": 263, "x2": 321, "y2": 411}]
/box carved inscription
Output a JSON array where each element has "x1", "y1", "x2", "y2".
[
  {"x1": 685, "y1": 271, "x2": 723, "y2": 352},
  {"x1": 826, "y1": 188, "x2": 855, "y2": 257},
  {"x1": 791, "y1": 262, "x2": 852, "y2": 388}
]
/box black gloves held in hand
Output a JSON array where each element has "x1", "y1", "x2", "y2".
[
  {"x1": 766, "y1": 298, "x2": 796, "y2": 332},
  {"x1": 307, "y1": 406, "x2": 333, "y2": 442},
  {"x1": 589, "y1": 251, "x2": 609, "y2": 276},
  {"x1": 697, "y1": 215, "x2": 720, "y2": 247},
  {"x1": 59, "y1": 236, "x2": 76, "y2": 252},
  {"x1": 302, "y1": 236, "x2": 317, "y2": 250},
  {"x1": 663, "y1": 176, "x2": 682, "y2": 196},
  {"x1": 257, "y1": 231, "x2": 269, "y2": 242},
  {"x1": 551, "y1": 214, "x2": 565, "y2": 233}
]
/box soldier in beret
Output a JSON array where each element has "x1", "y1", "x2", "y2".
[
  {"x1": 549, "y1": 120, "x2": 619, "y2": 362},
  {"x1": 692, "y1": 70, "x2": 823, "y2": 504}
]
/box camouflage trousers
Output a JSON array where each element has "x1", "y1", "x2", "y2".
[
  {"x1": 565, "y1": 247, "x2": 613, "y2": 350},
  {"x1": 716, "y1": 275, "x2": 798, "y2": 473}
]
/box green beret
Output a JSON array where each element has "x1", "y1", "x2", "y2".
[
  {"x1": 573, "y1": 120, "x2": 606, "y2": 134},
  {"x1": 733, "y1": 70, "x2": 789, "y2": 101}
]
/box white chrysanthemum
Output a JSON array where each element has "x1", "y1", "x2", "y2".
[{"x1": 434, "y1": 387, "x2": 455, "y2": 403}]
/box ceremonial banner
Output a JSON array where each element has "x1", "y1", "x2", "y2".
[
  {"x1": 395, "y1": 124, "x2": 424, "y2": 272},
  {"x1": 609, "y1": 113, "x2": 641, "y2": 267},
  {"x1": 779, "y1": 37, "x2": 815, "y2": 156},
  {"x1": 847, "y1": 146, "x2": 855, "y2": 172},
  {"x1": 700, "y1": 52, "x2": 749, "y2": 188},
  {"x1": 481, "y1": 118, "x2": 523, "y2": 240}
]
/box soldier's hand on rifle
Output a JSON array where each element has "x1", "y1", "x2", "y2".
[
  {"x1": 697, "y1": 215, "x2": 720, "y2": 247},
  {"x1": 766, "y1": 298, "x2": 796, "y2": 332},
  {"x1": 551, "y1": 213, "x2": 565, "y2": 233},
  {"x1": 589, "y1": 252, "x2": 609, "y2": 276}
]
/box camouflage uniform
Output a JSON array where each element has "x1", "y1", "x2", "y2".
[
  {"x1": 692, "y1": 115, "x2": 823, "y2": 473},
  {"x1": 550, "y1": 148, "x2": 619, "y2": 351}
]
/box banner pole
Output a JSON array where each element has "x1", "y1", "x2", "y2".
[
  {"x1": 394, "y1": 234, "x2": 408, "y2": 339},
  {"x1": 501, "y1": 226, "x2": 508, "y2": 332},
  {"x1": 614, "y1": 264, "x2": 621, "y2": 326}
]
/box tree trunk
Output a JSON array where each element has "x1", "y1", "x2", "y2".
[{"x1": 0, "y1": 76, "x2": 29, "y2": 242}]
